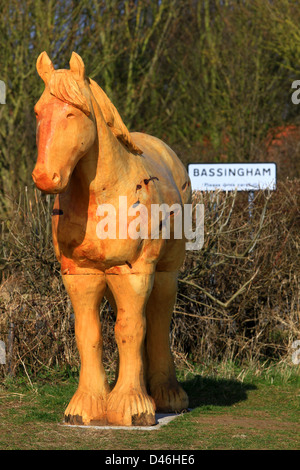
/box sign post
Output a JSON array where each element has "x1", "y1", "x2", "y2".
[
  {"x1": 188, "y1": 162, "x2": 276, "y2": 227},
  {"x1": 188, "y1": 162, "x2": 277, "y2": 288},
  {"x1": 0, "y1": 80, "x2": 6, "y2": 104}
]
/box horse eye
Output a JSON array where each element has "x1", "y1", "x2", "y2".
[{"x1": 66, "y1": 113, "x2": 75, "y2": 118}]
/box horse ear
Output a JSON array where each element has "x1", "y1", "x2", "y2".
[
  {"x1": 36, "y1": 51, "x2": 54, "y2": 85},
  {"x1": 69, "y1": 52, "x2": 86, "y2": 81}
]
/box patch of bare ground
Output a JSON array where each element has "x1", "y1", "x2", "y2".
[{"x1": 190, "y1": 412, "x2": 296, "y2": 431}]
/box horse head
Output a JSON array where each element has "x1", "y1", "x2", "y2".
[{"x1": 32, "y1": 52, "x2": 96, "y2": 193}]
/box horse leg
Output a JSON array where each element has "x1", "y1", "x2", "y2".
[
  {"x1": 106, "y1": 273, "x2": 156, "y2": 426},
  {"x1": 62, "y1": 274, "x2": 110, "y2": 425},
  {"x1": 145, "y1": 271, "x2": 189, "y2": 412}
]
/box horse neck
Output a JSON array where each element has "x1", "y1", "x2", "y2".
[{"x1": 74, "y1": 86, "x2": 130, "y2": 197}]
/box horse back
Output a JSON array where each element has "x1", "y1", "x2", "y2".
[{"x1": 130, "y1": 132, "x2": 191, "y2": 206}]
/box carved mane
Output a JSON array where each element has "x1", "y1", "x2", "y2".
[
  {"x1": 48, "y1": 70, "x2": 142, "y2": 155},
  {"x1": 49, "y1": 70, "x2": 90, "y2": 115}
]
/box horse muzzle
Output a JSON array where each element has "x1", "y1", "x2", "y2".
[{"x1": 32, "y1": 167, "x2": 66, "y2": 193}]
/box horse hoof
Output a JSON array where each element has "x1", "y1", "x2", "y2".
[
  {"x1": 107, "y1": 389, "x2": 156, "y2": 426},
  {"x1": 150, "y1": 381, "x2": 189, "y2": 413},
  {"x1": 64, "y1": 389, "x2": 108, "y2": 426}
]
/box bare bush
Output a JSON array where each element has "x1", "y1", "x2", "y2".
[{"x1": 175, "y1": 181, "x2": 300, "y2": 364}]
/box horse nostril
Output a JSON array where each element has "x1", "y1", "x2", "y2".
[
  {"x1": 32, "y1": 172, "x2": 37, "y2": 183},
  {"x1": 52, "y1": 173, "x2": 60, "y2": 184}
]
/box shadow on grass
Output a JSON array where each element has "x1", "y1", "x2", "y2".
[{"x1": 182, "y1": 375, "x2": 257, "y2": 408}]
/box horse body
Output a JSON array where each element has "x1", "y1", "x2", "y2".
[
  {"x1": 32, "y1": 52, "x2": 190, "y2": 426},
  {"x1": 53, "y1": 130, "x2": 190, "y2": 274}
]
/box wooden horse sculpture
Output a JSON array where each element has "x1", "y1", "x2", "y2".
[{"x1": 32, "y1": 52, "x2": 191, "y2": 426}]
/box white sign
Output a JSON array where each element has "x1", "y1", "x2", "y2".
[{"x1": 188, "y1": 163, "x2": 276, "y2": 191}]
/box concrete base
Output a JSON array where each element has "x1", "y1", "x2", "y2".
[{"x1": 61, "y1": 410, "x2": 191, "y2": 431}]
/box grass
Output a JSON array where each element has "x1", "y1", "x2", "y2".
[{"x1": 0, "y1": 361, "x2": 299, "y2": 450}]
